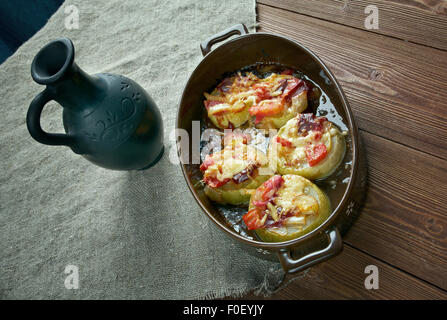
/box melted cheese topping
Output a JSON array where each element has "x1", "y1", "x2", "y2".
[
  {"x1": 272, "y1": 175, "x2": 319, "y2": 224},
  {"x1": 276, "y1": 116, "x2": 334, "y2": 168},
  {"x1": 248, "y1": 175, "x2": 329, "y2": 241},
  {"x1": 204, "y1": 145, "x2": 266, "y2": 182},
  {"x1": 203, "y1": 73, "x2": 257, "y2": 129},
  {"x1": 253, "y1": 74, "x2": 308, "y2": 129},
  {"x1": 203, "y1": 72, "x2": 308, "y2": 129}
]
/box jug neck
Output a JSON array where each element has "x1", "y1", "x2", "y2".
[
  {"x1": 48, "y1": 63, "x2": 105, "y2": 110},
  {"x1": 31, "y1": 37, "x2": 105, "y2": 110}
]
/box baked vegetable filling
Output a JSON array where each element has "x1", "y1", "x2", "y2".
[
  {"x1": 200, "y1": 137, "x2": 267, "y2": 189},
  {"x1": 203, "y1": 71, "x2": 309, "y2": 129},
  {"x1": 244, "y1": 175, "x2": 324, "y2": 232},
  {"x1": 198, "y1": 64, "x2": 347, "y2": 241},
  {"x1": 268, "y1": 113, "x2": 346, "y2": 180},
  {"x1": 280, "y1": 114, "x2": 330, "y2": 167}
]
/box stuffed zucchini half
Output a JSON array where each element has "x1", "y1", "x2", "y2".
[
  {"x1": 203, "y1": 72, "x2": 258, "y2": 129},
  {"x1": 248, "y1": 72, "x2": 309, "y2": 130},
  {"x1": 203, "y1": 71, "x2": 308, "y2": 130},
  {"x1": 268, "y1": 114, "x2": 346, "y2": 180},
  {"x1": 243, "y1": 174, "x2": 331, "y2": 242},
  {"x1": 200, "y1": 135, "x2": 271, "y2": 205}
]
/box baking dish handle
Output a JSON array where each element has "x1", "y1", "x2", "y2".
[
  {"x1": 278, "y1": 226, "x2": 343, "y2": 274},
  {"x1": 200, "y1": 23, "x2": 249, "y2": 56}
]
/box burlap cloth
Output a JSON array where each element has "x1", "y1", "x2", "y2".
[{"x1": 0, "y1": 0, "x2": 286, "y2": 299}]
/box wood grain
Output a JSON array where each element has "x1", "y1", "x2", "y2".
[
  {"x1": 344, "y1": 131, "x2": 447, "y2": 290},
  {"x1": 249, "y1": 0, "x2": 447, "y2": 299},
  {"x1": 258, "y1": 0, "x2": 447, "y2": 51},
  {"x1": 242, "y1": 130, "x2": 447, "y2": 298},
  {"x1": 243, "y1": 245, "x2": 447, "y2": 299},
  {"x1": 257, "y1": 4, "x2": 447, "y2": 160}
]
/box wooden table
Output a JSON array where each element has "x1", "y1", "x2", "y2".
[{"x1": 242, "y1": 0, "x2": 447, "y2": 299}]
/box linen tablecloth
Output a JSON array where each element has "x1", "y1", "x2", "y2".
[{"x1": 0, "y1": 0, "x2": 286, "y2": 299}]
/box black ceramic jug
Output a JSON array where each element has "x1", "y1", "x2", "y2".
[{"x1": 27, "y1": 38, "x2": 164, "y2": 170}]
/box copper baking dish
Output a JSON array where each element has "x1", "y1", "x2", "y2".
[{"x1": 176, "y1": 24, "x2": 366, "y2": 274}]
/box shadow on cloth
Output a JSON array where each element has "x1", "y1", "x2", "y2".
[{"x1": 115, "y1": 148, "x2": 284, "y2": 298}]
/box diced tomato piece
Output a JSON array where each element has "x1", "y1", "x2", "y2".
[
  {"x1": 261, "y1": 175, "x2": 284, "y2": 201},
  {"x1": 254, "y1": 114, "x2": 263, "y2": 124},
  {"x1": 249, "y1": 100, "x2": 284, "y2": 123},
  {"x1": 243, "y1": 209, "x2": 265, "y2": 230},
  {"x1": 203, "y1": 175, "x2": 230, "y2": 188},
  {"x1": 272, "y1": 175, "x2": 284, "y2": 188},
  {"x1": 276, "y1": 136, "x2": 293, "y2": 148},
  {"x1": 204, "y1": 100, "x2": 223, "y2": 110},
  {"x1": 253, "y1": 83, "x2": 272, "y2": 101},
  {"x1": 305, "y1": 144, "x2": 328, "y2": 167},
  {"x1": 252, "y1": 200, "x2": 268, "y2": 208},
  {"x1": 199, "y1": 155, "x2": 214, "y2": 171},
  {"x1": 249, "y1": 101, "x2": 283, "y2": 116},
  {"x1": 261, "y1": 188, "x2": 273, "y2": 202}
]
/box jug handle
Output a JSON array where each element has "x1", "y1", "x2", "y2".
[{"x1": 27, "y1": 89, "x2": 77, "y2": 149}]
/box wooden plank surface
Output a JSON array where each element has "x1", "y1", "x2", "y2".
[
  {"x1": 257, "y1": 4, "x2": 447, "y2": 160},
  {"x1": 245, "y1": 2, "x2": 447, "y2": 298},
  {"x1": 258, "y1": 0, "x2": 447, "y2": 51},
  {"x1": 345, "y1": 131, "x2": 447, "y2": 290},
  {"x1": 240, "y1": 130, "x2": 447, "y2": 298},
  {"x1": 244, "y1": 245, "x2": 447, "y2": 299}
]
